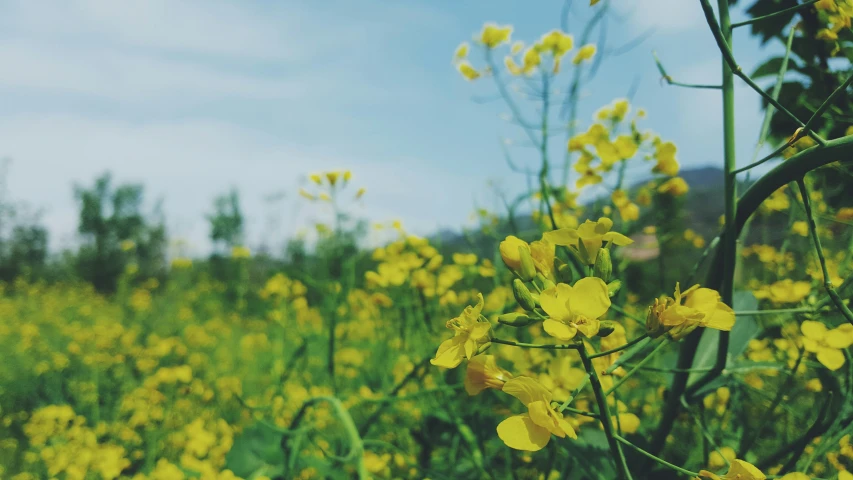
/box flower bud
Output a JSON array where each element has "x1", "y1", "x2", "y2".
[
  {"x1": 593, "y1": 247, "x2": 612, "y2": 282},
  {"x1": 538, "y1": 273, "x2": 556, "y2": 291},
  {"x1": 519, "y1": 245, "x2": 537, "y2": 281},
  {"x1": 498, "y1": 312, "x2": 537, "y2": 327},
  {"x1": 512, "y1": 278, "x2": 538, "y2": 311},
  {"x1": 607, "y1": 280, "x2": 622, "y2": 297},
  {"x1": 555, "y1": 259, "x2": 573, "y2": 284},
  {"x1": 646, "y1": 298, "x2": 668, "y2": 338},
  {"x1": 596, "y1": 320, "x2": 617, "y2": 338},
  {"x1": 499, "y1": 236, "x2": 530, "y2": 271}
]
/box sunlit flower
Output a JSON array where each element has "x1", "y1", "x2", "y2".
[
  {"x1": 431, "y1": 294, "x2": 491, "y2": 369},
  {"x1": 496, "y1": 376, "x2": 577, "y2": 451},
  {"x1": 801, "y1": 320, "x2": 853, "y2": 371},
  {"x1": 539, "y1": 277, "x2": 610, "y2": 341}
]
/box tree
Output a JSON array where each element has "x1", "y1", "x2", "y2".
[
  {"x1": 208, "y1": 188, "x2": 244, "y2": 252},
  {"x1": 74, "y1": 172, "x2": 166, "y2": 292}
]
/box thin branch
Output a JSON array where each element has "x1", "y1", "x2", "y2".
[
  {"x1": 797, "y1": 178, "x2": 853, "y2": 325},
  {"x1": 731, "y1": 0, "x2": 819, "y2": 28}
]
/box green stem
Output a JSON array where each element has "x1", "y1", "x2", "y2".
[
  {"x1": 685, "y1": 0, "x2": 736, "y2": 400},
  {"x1": 614, "y1": 435, "x2": 699, "y2": 477},
  {"x1": 698, "y1": 0, "x2": 825, "y2": 145},
  {"x1": 797, "y1": 72, "x2": 853, "y2": 143},
  {"x1": 797, "y1": 179, "x2": 853, "y2": 325},
  {"x1": 653, "y1": 51, "x2": 721, "y2": 89},
  {"x1": 578, "y1": 347, "x2": 634, "y2": 480},
  {"x1": 589, "y1": 333, "x2": 649, "y2": 359},
  {"x1": 735, "y1": 307, "x2": 812, "y2": 316},
  {"x1": 609, "y1": 304, "x2": 646, "y2": 324},
  {"x1": 490, "y1": 337, "x2": 581, "y2": 350},
  {"x1": 731, "y1": 0, "x2": 819, "y2": 28},
  {"x1": 745, "y1": 26, "x2": 797, "y2": 167},
  {"x1": 605, "y1": 339, "x2": 670, "y2": 396}
]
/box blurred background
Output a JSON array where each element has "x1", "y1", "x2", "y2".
[{"x1": 0, "y1": 0, "x2": 785, "y2": 258}]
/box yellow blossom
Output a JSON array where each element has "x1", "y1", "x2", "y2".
[
  {"x1": 431, "y1": 294, "x2": 491, "y2": 369},
  {"x1": 496, "y1": 376, "x2": 577, "y2": 451},
  {"x1": 544, "y1": 217, "x2": 633, "y2": 265},
  {"x1": 572, "y1": 44, "x2": 597, "y2": 64},
  {"x1": 457, "y1": 61, "x2": 480, "y2": 81},
  {"x1": 658, "y1": 177, "x2": 689, "y2": 196},
  {"x1": 801, "y1": 321, "x2": 853, "y2": 371},
  {"x1": 648, "y1": 283, "x2": 735, "y2": 340},
  {"x1": 479, "y1": 23, "x2": 513, "y2": 48},
  {"x1": 539, "y1": 277, "x2": 610, "y2": 341},
  {"x1": 465, "y1": 355, "x2": 513, "y2": 395},
  {"x1": 698, "y1": 459, "x2": 766, "y2": 480}
]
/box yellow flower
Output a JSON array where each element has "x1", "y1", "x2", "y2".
[
  {"x1": 658, "y1": 176, "x2": 689, "y2": 196},
  {"x1": 537, "y1": 30, "x2": 574, "y2": 57},
  {"x1": 355, "y1": 187, "x2": 366, "y2": 199},
  {"x1": 698, "y1": 459, "x2": 766, "y2": 480},
  {"x1": 653, "y1": 140, "x2": 679, "y2": 176},
  {"x1": 298, "y1": 188, "x2": 316, "y2": 201},
  {"x1": 326, "y1": 171, "x2": 340, "y2": 186},
  {"x1": 529, "y1": 238, "x2": 556, "y2": 279},
  {"x1": 522, "y1": 47, "x2": 542, "y2": 74},
  {"x1": 648, "y1": 283, "x2": 735, "y2": 340},
  {"x1": 465, "y1": 355, "x2": 513, "y2": 395},
  {"x1": 792, "y1": 221, "x2": 808, "y2": 236},
  {"x1": 499, "y1": 235, "x2": 530, "y2": 271},
  {"x1": 310, "y1": 173, "x2": 323, "y2": 185},
  {"x1": 801, "y1": 321, "x2": 853, "y2": 371},
  {"x1": 479, "y1": 23, "x2": 513, "y2": 48},
  {"x1": 544, "y1": 217, "x2": 633, "y2": 265},
  {"x1": 754, "y1": 279, "x2": 811, "y2": 304},
  {"x1": 454, "y1": 42, "x2": 469, "y2": 61},
  {"x1": 431, "y1": 294, "x2": 491, "y2": 369},
  {"x1": 708, "y1": 446, "x2": 736, "y2": 470},
  {"x1": 452, "y1": 253, "x2": 478, "y2": 266},
  {"x1": 457, "y1": 61, "x2": 480, "y2": 81},
  {"x1": 572, "y1": 44, "x2": 597, "y2": 64},
  {"x1": 496, "y1": 376, "x2": 577, "y2": 451},
  {"x1": 231, "y1": 245, "x2": 251, "y2": 259},
  {"x1": 539, "y1": 277, "x2": 610, "y2": 341}
]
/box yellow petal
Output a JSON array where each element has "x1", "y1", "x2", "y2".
[
  {"x1": 615, "y1": 413, "x2": 641, "y2": 434},
  {"x1": 684, "y1": 288, "x2": 721, "y2": 313},
  {"x1": 503, "y1": 376, "x2": 552, "y2": 405},
  {"x1": 602, "y1": 231, "x2": 634, "y2": 246},
  {"x1": 825, "y1": 328, "x2": 853, "y2": 349},
  {"x1": 543, "y1": 319, "x2": 578, "y2": 341},
  {"x1": 574, "y1": 318, "x2": 600, "y2": 338},
  {"x1": 496, "y1": 414, "x2": 551, "y2": 451},
  {"x1": 801, "y1": 320, "x2": 828, "y2": 341},
  {"x1": 430, "y1": 336, "x2": 466, "y2": 369},
  {"x1": 469, "y1": 322, "x2": 491, "y2": 342},
  {"x1": 594, "y1": 217, "x2": 613, "y2": 234},
  {"x1": 543, "y1": 228, "x2": 580, "y2": 247},
  {"x1": 817, "y1": 347, "x2": 845, "y2": 371},
  {"x1": 801, "y1": 337, "x2": 820, "y2": 353},
  {"x1": 839, "y1": 471, "x2": 853, "y2": 480},
  {"x1": 779, "y1": 473, "x2": 810, "y2": 480},
  {"x1": 554, "y1": 414, "x2": 578, "y2": 439},
  {"x1": 540, "y1": 284, "x2": 573, "y2": 321},
  {"x1": 704, "y1": 303, "x2": 735, "y2": 331},
  {"x1": 568, "y1": 277, "x2": 611, "y2": 319},
  {"x1": 725, "y1": 459, "x2": 766, "y2": 479},
  {"x1": 527, "y1": 400, "x2": 553, "y2": 428}
]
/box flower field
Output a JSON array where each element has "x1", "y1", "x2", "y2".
[{"x1": 3, "y1": 1, "x2": 853, "y2": 479}]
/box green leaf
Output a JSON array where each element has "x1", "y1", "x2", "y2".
[
  {"x1": 751, "y1": 56, "x2": 801, "y2": 79},
  {"x1": 225, "y1": 423, "x2": 286, "y2": 478}
]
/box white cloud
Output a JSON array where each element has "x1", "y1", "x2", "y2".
[{"x1": 616, "y1": 0, "x2": 706, "y2": 35}]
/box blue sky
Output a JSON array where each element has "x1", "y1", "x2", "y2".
[{"x1": 0, "y1": 0, "x2": 789, "y2": 255}]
